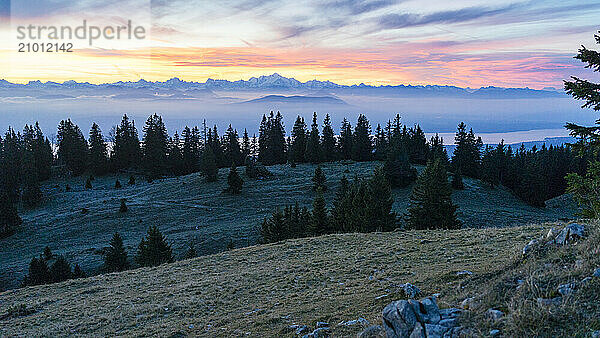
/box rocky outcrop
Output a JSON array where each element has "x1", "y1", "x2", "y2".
[{"x1": 382, "y1": 296, "x2": 462, "y2": 338}]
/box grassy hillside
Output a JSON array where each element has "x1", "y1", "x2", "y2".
[
  {"x1": 0, "y1": 224, "x2": 557, "y2": 336},
  {"x1": 1, "y1": 161, "x2": 575, "y2": 290}
]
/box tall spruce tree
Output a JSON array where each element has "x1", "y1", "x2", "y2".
[
  {"x1": 451, "y1": 122, "x2": 482, "y2": 178},
  {"x1": 406, "y1": 159, "x2": 461, "y2": 230},
  {"x1": 24, "y1": 256, "x2": 50, "y2": 286},
  {"x1": 305, "y1": 112, "x2": 322, "y2": 163},
  {"x1": 241, "y1": 129, "x2": 251, "y2": 162},
  {"x1": 366, "y1": 167, "x2": 396, "y2": 232},
  {"x1": 50, "y1": 255, "x2": 73, "y2": 282},
  {"x1": 111, "y1": 114, "x2": 141, "y2": 170},
  {"x1": 181, "y1": 126, "x2": 200, "y2": 174},
  {"x1": 312, "y1": 165, "x2": 327, "y2": 191},
  {"x1": 309, "y1": 189, "x2": 329, "y2": 236},
  {"x1": 88, "y1": 123, "x2": 108, "y2": 175},
  {"x1": 0, "y1": 128, "x2": 22, "y2": 201},
  {"x1": 142, "y1": 114, "x2": 169, "y2": 178},
  {"x1": 0, "y1": 194, "x2": 22, "y2": 238},
  {"x1": 223, "y1": 125, "x2": 243, "y2": 166},
  {"x1": 352, "y1": 114, "x2": 372, "y2": 161},
  {"x1": 290, "y1": 116, "x2": 307, "y2": 164},
  {"x1": 103, "y1": 232, "x2": 129, "y2": 272},
  {"x1": 57, "y1": 119, "x2": 88, "y2": 176},
  {"x1": 168, "y1": 131, "x2": 185, "y2": 176},
  {"x1": 136, "y1": 226, "x2": 174, "y2": 267},
  {"x1": 321, "y1": 114, "x2": 336, "y2": 162},
  {"x1": 564, "y1": 30, "x2": 600, "y2": 217},
  {"x1": 201, "y1": 146, "x2": 218, "y2": 182},
  {"x1": 339, "y1": 118, "x2": 353, "y2": 160},
  {"x1": 383, "y1": 146, "x2": 417, "y2": 188}
]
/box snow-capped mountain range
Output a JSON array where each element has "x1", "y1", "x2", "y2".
[{"x1": 0, "y1": 73, "x2": 564, "y2": 98}]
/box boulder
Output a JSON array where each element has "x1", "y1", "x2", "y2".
[
  {"x1": 522, "y1": 239, "x2": 539, "y2": 256},
  {"x1": 383, "y1": 300, "x2": 418, "y2": 337},
  {"x1": 439, "y1": 308, "x2": 462, "y2": 320},
  {"x1": 557, "y1": 283, "x2": 576, "y2": 296},
  {"x1": 411, "y1": 297, "x2": 441, "y2": 325},
  {"x1": 400, "y1": 283, "x2": 422, "y2": 298},
  {"x1": 489, "y1": 329, "x2": 501, "y2": 336},
  {"x1": 409, "y1": 322, "x2": 426, "y2": 338},
  {"x1": 486, "y1": 309, "x2": 504, "y2": 321},
  {"x1": 594, "y1": 268, "x2": 600, "y2": 278},
  {"x1": 424, "y1": 324, "x2": 450, "y2": 338},
  {"x1": 553, "y1": 223, "x2": 585, "y2": 245},
  {"x1": 438, "y1": 318, "x2": 459, "y2": 328}
]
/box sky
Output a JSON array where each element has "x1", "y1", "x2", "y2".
[{"x1": 0, "y1": 0, "x2": 599, "y2": 88}]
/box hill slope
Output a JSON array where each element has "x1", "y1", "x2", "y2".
[
  {"x1": 0, "y1": 161, "x2": 575, "y2": 290},
  {"x1": 0, "y1": 224, "x2": 556, "y2": 336}
]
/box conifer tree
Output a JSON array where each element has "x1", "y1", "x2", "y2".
[
  {"x1": 85, "y1": 176, "x2": 93, "y2": 189},
  {"x1": 290, "y1": 116, "x2": 307, "y2": 163},
  {"x1": 21, "y1": 143, "x2": 42, "y2": 207},
  {"x1": 331, "y1": 175, "x2": 351, "y2": 232},
  {"x1": 451, "y1": 122, "x2": 482, "y2": 178},
  {"x1": 50, "y1": 255, "x2": 73, "y2": 282},
  {"x1": 136, "y1": 226, "x2": 174, "y2": 267},
  {"x1": 168, "y1": 131, "x2": 185, "y2": 176},
  {"x1": 241, "y1": 129, "x2": 251, "y2": 162},
  {"x1": 88, "y1": 123, "x2": 108, "y2": 175},
  {"x1": 406, "y1": 159, "x2": 461, "y2": 230},
  {"x1": 305, "y1": 112, "x2": 322, "y2": 163},
  {"x1": 339, "y1": 118, "x2": 353, "y2": 160},
  {"x1": 223, "y1": 125, "x2": 243, "y2": 166},
  {"x1": 24, "y1": 257, "x2": 50, "y2": 286},
  {"x1": 564, "y1": 30, "x2": 600, "y2": 154},
  {"x1": 43, "y1": 246, "x2": 53, "y2": 261},
  {"x1": 0, "y1": 194, "x2": 22, "y2": 238},
  {"x1": 183, "y1": 241, "x2": 197, "y2": 259},
  {"x1": 142, "y1": 114, "x2": 169, "y2": 178},
  {"x1": 115, "y1": 179, "x2": 122, "y2": 189},
  {"x1": 119, "y1": 199, "x2": 128, "y2": 213},
  {"x1": 57, "y1": 119, "x2": 88, "y2": 176},
  {"x1": 352, "y1": 114, "x2": 372, "y2": 161},
  {"x1": 261, "y1": 208, "x2": 286, "y2": 243},
  {"x1": 407, "y1": 125, "x2": 429, "y2": 164},
  {"x1": 104, "y1": 232, "x2": 129, "y2": 272},
  {"x1": 111, "y1": 114, "x2": 141, "y2": 170},
  {"x1": 429, "y1": 134, "x2": 448, "y2": 164},
  {"x1": 309, "y1": 189, "x2": 329, "y2": 236},
  {"x1": 201, "y1": 146, "x2": 218, "y2": 182},
  {"x1": 374, "y1": 124, "x2": 387, "y2": 160},
  {"x1": 0, "y1": 128, "x2": 23, "y2": 202},
  {"x1": 564, "y1": 31, "x2": 600, "y2": 216},
  {"x1": 451, "y1": 171, "x2": 464, "y2": 190},
  {"x1": 321, "y1": 114, "x2": 336, "y2": 162},
  {"x1": 181, "y1": 126, "x2": 200, "y2": 174},
  {"x1": 224, "y1": 163, "x2": 243, "y2": 194},
  {"x1": 128, "y1": 175, "x2": 136, "y2": 185},
  {"x1": 312, "y1": 165, "x2": 327, "y2": 191},
  {"x1": 72, "y1": 264, "x2": 86, "y2": 279},
  {"x1": 366, "y1": 167, "x2": 396, "y2": 232},
  {"x1": 383, "y1": 146, "x2": 417, "y2": 188}
]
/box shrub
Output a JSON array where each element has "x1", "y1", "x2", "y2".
[
  {"x1": 114, "y1": 179, "x2": 122, "y2": 189},
  {"x1": 119, "y1": 199, "x2": 128, "y2": 213},
  {"x1": 49, "y1": 256, "x2": 72, "y2": 282},
  {"x1": 312, "y1": 165, "x2": 327, "y2": 191}
]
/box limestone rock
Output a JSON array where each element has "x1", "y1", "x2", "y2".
[
  {"x1": 409, "y1": 322, "x2": 426, "y2": 338},
  {"x1": 594, "y1": 268, "x2": 600, "y2": 278},
  {"x1": 553, "y1": 223, "x2": 585, "y2": 245},
  {"x1": 382, "y1": 300, "x2": 417, "y2": 338},
  {"x1": 487, "y1": 309, "x2": 504, "y2": 321},
  {"x1": 557, "y1": 282, "x2": 576, "y2": 296},
  {"x1": 522, "y1": 239, "x2": 539, "y2": 256},
  {"x1": 537, "y1": 297, "x2": 562, "y2": 306}
]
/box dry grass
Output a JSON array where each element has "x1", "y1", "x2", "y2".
[
  {"x1": 457, "y1": 220, "x2": 600, "y2": 337},
  {"x1": 0, "y1": 224, "x2": 556, "y2": 337}
]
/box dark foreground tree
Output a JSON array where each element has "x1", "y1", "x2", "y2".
[
  {"x1": 224, "y1": 163, "x2": 244, "y2": 194},
  {"x1": 308, "y1": 189, "x2": 328, "y2": 236},
  {"x1": 24, "y1": 257, "x2": 50, "y2": 286},
  {"x1": 201, "y1": 147, "x2": 218, "y2": 182},
  {"x1": 383, "y1": 147, "x2": 417, "y2": 188},
  {"x1": 72, "y1": 264, "x2": 86, "y2": 279},
  {"x1": 104, "y1": 232, "x2": 129, "y2": 272},
  {"x1": 406, "y1": 159, "x2": 461, "y2": 230},
  {"x1": 312, "y1": 165, "x2": 327, "y2": 191},
  {"x1": 136, "y1": 226, "x2": 173, "y2": 267},
  {"x1": 0, "y1": 195, "x2": 22, "y2": 238},
  {"x1": 564, "y1": 30, "x2": 600, "y2": 216},
  {"x1": 50, "y1": 255, "x2": 73, "y2": 282}
]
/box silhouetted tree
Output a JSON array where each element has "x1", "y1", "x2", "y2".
[
  {"x1": 88, "y1": 123, "x2": 108, "y2": 175},
  {"x1": 312, "y1": 165, "x2": 327, "y2": 191},
  {"x1": 383, "y1": 147, "x2": 417, "y2": 188},
  {"x1": 142, "y1": 114, "x2": 169, "y2": 178},
  {"x1": 104, "y1": 232, "x2": 129, "y2": 272},
  {"x1": 339, "y1": 118, "x2": 353, "y2": 160},
  {"x1": 406, "y1": 159, "x2": 461, "y2": 230},
  {"x1": 111, "y1": 114, "x2": 141, "y2": 170},
  {"x1": 136, "y1": 226, "x2": 173, "y2": 267},
  {"x1": 50, "y1": 255, "x2": 72, "y2": 282},
  {"x1": 201, "y1": 146, "x2": 218, "y2": 182},
  {"x1": 24, "y1": 257, "x2": 50, "y2": 286},
  {"x1": 308, "y1": 189, "x2": 328, "y2": 235},
  {"x1": 224, "y1": 163, "x2": 243, "y2": 194},
  {"x1": 290, "y1": 116, "x2": 307, "y2": 163},
  {"x1": 352, "y1": 114, "x2": 372, "y2": 161},
  {"x1": 451, "y1": 122, "x2": 482, "y2": 178},
  {"x1": 57, "y1": 119, "x2": 88, "y2": 176},
  {"x1": 0, "y1": 194, "x2": 22, "y2": 238},
  {"x1": 119, "y1": 199, "x2": 128, "y2": 213},
  {"x1": 305, "y1": 112, "x2": 321, "y2": 163}
]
